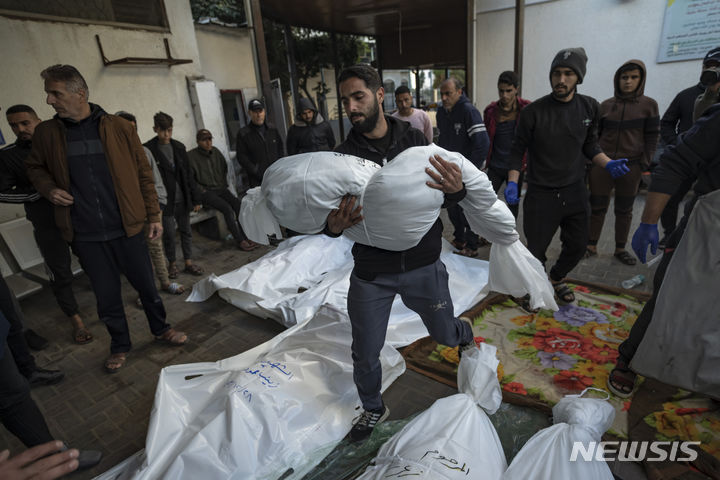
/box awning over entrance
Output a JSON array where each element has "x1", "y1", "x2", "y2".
[{"x1": 259, "y1": 0, "x2": 467, "y2": 69}]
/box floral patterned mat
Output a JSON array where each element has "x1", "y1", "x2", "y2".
[{"x1": 403, "y1": 282, "x2": 649, "y2": 438}]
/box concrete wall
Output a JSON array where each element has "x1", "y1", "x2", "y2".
[
  {"x1": 194, "y1": 23, "x2": 257, "y2": 91},
  {"x1": 474, "y1": 0, "x2": 704, "y2": 115},
  {"x1": 0, "y1": 0, "x2": 202, "y2": 222}
]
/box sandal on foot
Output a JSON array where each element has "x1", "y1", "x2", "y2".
[
  {"x1": 614, "y1": 250, "x2": 637, "y2": 266},
  {"x1": 451, "y1": 239, "x2": 466, "y2": 250},
  {"x1": 454, "y1": 247, "x2": 478, "y2": 258},
  {"x1": 155, "y1": 328, "x2": 187, "y2": 346},
  {"x1": 238, "y1": 239, "x2": 258, "y2": 252},
  {"x1": 162, "y1": 282, "x2": 186, "y2": 295},
  {"x1": 168, "y1": 263, "x2": 179, "y2": 279},
  {"x1": 513, "y1": 294, "x2": 540, "y2": 314},
  {"x1": 73, "y1": 327, "x2": 93, "y2": 345},
  {"x1": 584, "y1": 248, "x2": 597, "y2": 258},
  {"x1": 183, "y1": 264, "x2": 204, "y2": 276},
  {"x1": 607, "y1": 358, "x2": 637, "y2": 398},
  {"x1": 552, "y1": 281, "x2": 575, "y2": 304},
  {"x1": 104, "y1": 353, "x2": 127, "y2": 373}
]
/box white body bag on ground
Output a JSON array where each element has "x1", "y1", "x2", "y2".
[
  {"x1": 240, "y1": 146, "x2": 555, "y2": 310},
  {"x1": 503, "y1": 389, "x2": 615, "y2": 479},
  {"x1": 188, "y1": 235, "x2": 490, "y2": 347},
  {"x1": 98, "y1": 305, "x2": 405, "y2": 480},
  {"x1": 631, "y1": 190, "x2": 720, "y2": 398},
  {"x1": 357, "y1": 343, "x2": 507, "y2": 479}
]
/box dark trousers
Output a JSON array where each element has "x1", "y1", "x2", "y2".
[
  {"x1": 0, "y1": 277, "x2": 35, "y2": 377},
  {"x1": 347, "y1": 260, "x2": 473, "y2": 411},
  {"x1": 618, "y1": 207, "x2": 688, "y2": 363},
  {"x1": 659, "y1": 177, "x2": 694, "y2": 238},
  {"x1": 447, "y1": 205, "x2": 478, "y2": 249},
  {"x1": 162, "y1": 204, "x2": 193, "y2": 263},
  {"x1": 588, "y1": 163, "x2": 642, "y2": 249},
  {"x1": 523, "y1": 182, "x2": 589, "y2": 282},
  {"x1": 25, "y1": 199, "x2": 79, "y2": 317},
  {"x1": 199, "y1": 188, "x2": 247, "y2": 243},
  {"x1": 0, "y1": 341, "x2": 53, "y2": 447},
  {"x1": 486, "y1": 165, "x2": 523, "y2": 219},
  {"x1": 72, "y1": 234, "x2": 170, "y2": 354}
]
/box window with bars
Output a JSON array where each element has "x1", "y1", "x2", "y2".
[{"x1": 0, "y1": 0, "x2": 168, "y2": 29}]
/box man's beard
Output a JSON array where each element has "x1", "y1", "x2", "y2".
[
  {"x1": 350, "y1": 98, "x2": 380, "y2": 134},
  {"x1": 552, "y1": 84, "x2": 576, "y2": 99}
]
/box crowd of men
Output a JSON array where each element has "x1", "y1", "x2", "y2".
[{"x1": 0, "y1": 43, "x2": 719, "y2": 476}]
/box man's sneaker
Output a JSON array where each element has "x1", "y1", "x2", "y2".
[
  {"x1": 24, "y1": 329, "x2": 49, "y2": 350},
  {"x1": 458, "y1": 340, "x2": 478, "y2": 360},
  {"x1": 26, "y1": 367, "x2": 64, "y2": 387},
  {"x1": 658, "y1": 236, "x2": 668, "y2": 249},
  {"x1": 349, "y1": 405, "x2": 389, "y2": 443}
]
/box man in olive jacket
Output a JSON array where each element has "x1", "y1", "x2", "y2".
[{"x1": 25, "y1": 65, "x2": 187, "y2": 374}]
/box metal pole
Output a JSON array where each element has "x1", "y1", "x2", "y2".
[
  {"x1": 283, "y1": 23, "x2": 300, "y2": 116},
  {"x1": 514, "y1": 0, "x2": 525, "y2": 96},
  {"x1": 331, "y1": 31, "x2": 345, "y2": 140},
  {"x1": 248, "y1": 0, "x2": 276, "y2": 125},
  {"x1": 414, "y1": 68, "x2": 421, "y2": 108}
]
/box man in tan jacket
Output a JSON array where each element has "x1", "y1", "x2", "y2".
[{"x1": 25, "y1": 65, "x2": 187, "y2": 373}]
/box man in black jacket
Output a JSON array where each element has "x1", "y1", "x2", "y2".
[
  {"x1": 286, "y1": 97, "x2": 335, "y2": 155},
  {"x1": 505, "y1": 47, "x2": 629, "y2": 305},
  {"x1": 608, "y1": 103, "x2": 720, "y2": 398},
  {"x1": 235, "y1": 99, "x2": 284, "y2": 190},
  {"x1": 144, "y1": 112, "x2": 204, "y2": 278},
  {"x1": 1, "y1": 105, "x2": 92, "y2": 346},
  {"x1": 326, "y1": 64, "x2": 475, "y2": 443},
  {"x1": 656, "y1": 47, "x2": 718, "y2": 245}
]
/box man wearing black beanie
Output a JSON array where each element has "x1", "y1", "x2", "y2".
[{"x1": 504, "y1": 47, "x2": 630, "y2": 305}]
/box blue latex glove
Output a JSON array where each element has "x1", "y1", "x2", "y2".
[
  {"x1": 504, "y1": 181, "x2": 519, "y2": 205},
  {"x1": 631, "y1": 223, "x2": 658, "y2": 263},
  {"x1": 605, "y1": 158, "x2": 630, "y2": 178}
]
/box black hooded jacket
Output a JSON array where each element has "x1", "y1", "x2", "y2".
[
  {"x1": 286, "y1": 98, "x2": 336, "y2": 155},
  {"x1": 144, "y1": 137, "x2": 201, "y2": 216}
]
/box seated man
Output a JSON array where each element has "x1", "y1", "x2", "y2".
[{"x1": 188, "y1": 129, "x2": 257, "y2": 251}]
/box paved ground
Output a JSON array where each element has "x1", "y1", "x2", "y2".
[{"x1": 0, "y1": 191, "x2": 666, "y2": 479}]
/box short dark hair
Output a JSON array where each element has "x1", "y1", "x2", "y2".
[
  {"x1": 498, "y1": 71, "x2": 519, "y2": 88},
  {"x1": 337, "y1": 64, "x2": 382, "y2": 92},
  {"x1": 153, "y1": 111, "x2": 173, "y2": 129},
  {"x1": 394, "y1": 85, "x2": 411, "y2": 96},
  {"x1": 40, "y1": 65, "x2": 89, "y2": 99},
  {"x1": 6, "y1": 105, "x2": 38, "y2": 117},
  {"x1": 618, "y1": 63, "x2": 642, "y2": 75},
  {"x1": 115, "y1": 111, "x2": 136, "y2": 124}
]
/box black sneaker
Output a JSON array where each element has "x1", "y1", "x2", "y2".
[
  {"x1": 458, "y1": 341, "x2": 478, "y2": 360},
  {"x1": 60, "y1": 444, "x2": 103, "y2": 470},
  {"x1": 24, "y1": 329, "x2": 49, "y2": 350},
  {"x1": 26, "y1": 367, "x2": 64, "y2": 387},
  {"x1": 349, "y1": 405, "x2": 389, "y2": 443},
  {"x1": 658, "y1": 236, "x2": 667, "y2": 249}
]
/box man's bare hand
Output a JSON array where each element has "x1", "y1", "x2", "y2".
[
  {"x1": 326, "y1": 194, "x2": 363, "y2": 234},
  {"x1": 425, "y1": 155, "x2": 463, "y2": 193},
  {"x1": 48, "y1": 189, "x2": 74, "y2": 206},
  {"x1": 147, "y1": 222, "x2": 163, "y2": 241},
  {"x1": 0, "y1": 440, "x2": 79, "y2": 480}
]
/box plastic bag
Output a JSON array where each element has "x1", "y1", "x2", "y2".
[{"x1": 503, "y1": 389, "x2": 615, "y2": 480}]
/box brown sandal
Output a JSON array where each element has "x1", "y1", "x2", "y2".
[
  {"x1": 155, "y1": 328, "x2": 188, "y2": 346},
  {"x1": 73, "y1": 327, "x2": 93, "y2": 345},
  {"x1": 104, "y1": 353, "x2": 127, "y2": 373},
  {"x1": 168, "y1": 263, "x2": 179, "y2": 279},
  {"x1": 183, "y1": 263, "x2": 204, "y2": 276}
]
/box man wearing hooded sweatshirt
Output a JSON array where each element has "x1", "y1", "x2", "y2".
[
  {"x1": 505, "y1": 48, "x2": 630, "y2": 305},
  {"x1": 25, "y1": 65, "x2": 187, "y2": 374},
  {"x1": 436, "y1": 77, "x2": 490, "y2": 257},
  {"x1": 286, "y1": 97, "x2": 336, "y2": 155},
  {"x1": 586, "y1": 61, "x2": 660, "y2": 265}
]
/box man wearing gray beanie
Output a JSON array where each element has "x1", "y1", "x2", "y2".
[{"x1": 504, "y1": 47, "x2": 630, "y2": 306}]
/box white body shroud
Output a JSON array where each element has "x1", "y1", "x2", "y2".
[
  {"x1": 97, "y1": 305, "x2": 405, "y2": 480},
  {"x1": 357, "y1": 343, "x2": 507, "y2": 480},
  {"x1": 240, "y1": 146, "x2": 556, "y2": 310},
  {"x1": 503, "y1": 390, "x2": 615, "y2": 480}
]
